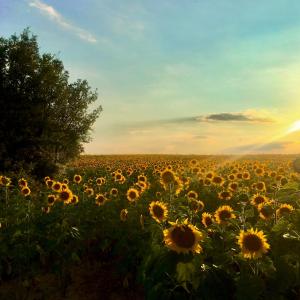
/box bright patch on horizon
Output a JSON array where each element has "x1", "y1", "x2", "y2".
[{"x1": 287, "y1": 120, "x2": 300, "y2": 134}]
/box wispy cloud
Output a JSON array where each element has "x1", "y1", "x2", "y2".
[
  {"x1": 114, "y1": 109, "x2": 275, "y2": 131},
  {"x1": 28, "y1": 0, "x2": 97, "y2": 43}
]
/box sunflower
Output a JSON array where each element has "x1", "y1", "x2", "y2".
[
  {"x1": 120, "y1": 209, "x2": 128, "y2": 222},
  {"x1": 63, "y1": 178, "x2": 69, "y2": 184},
  {"x1": 149, "y1": 201, "x2": 168, "y2": 223},
  {"x1": 73, "y1": 174, "x2": 82, "y2": 184},
  {"x1": 251, "y1": 194, "x2": 268, "y2": 207},
  {"x1": 58, "y1": 189, "x2": 73, "y2": 203},
  {"x1": 47, "y1": 194, "x2": 56, "y2": 206},
  {"x1": 46, "y1": 179, "x2": 54, "y2": 189},
  {"x1": 160, "y1": 169, "x2": 177, "y2": 186},
  {"x1": 256, "y1": 181, "x2": 266, "y2": 192},
  {"x1": 52, "y1": 182, "x2": 62, "y2": 192},
  {"x1": 276, "y1": 203, "x2": 294, "y2": 218},
  {"x1": 257, "y1": 202, "x2": 274, "y2": 220},
  {"x1": 85, "y1": 188, "x2": 94, "y2": 197},
  {"x1": 201, "y1": 212, "x2": 214, "y2": 228},
  {"x1": 163, "y1": 219, "x2": 203, "y2": 254},
  {"x1": 71, "y1": 195, "x2": 79, "y2": 204},
  {"x1": 126, "y1": 188, "x2": 140, "y2": 202},
  {"x1": 21, "y1": 186, "x2": 31, "y2": 197},
  {"x1": 189, "y1": 199, "x2": 204, "y2": 212},
  {"x1": 242, "y1": 172, "x2": 251, "y2": 180},
  {"x1": 214, "y1": 205, "x2": 236, "y2": 225},
  {"x1": 96, "y1": 177, "x2": 105, "y2": 185},
  {"x1": 187, "y1": 190, "x2": 198, "y2": 199},
  {"x1": 218, "y1": 190, "x2": 232, "y2": 201},
  {"x1": 212, "y1": 176, "x2": 224, "y2": 186},
  {"x1": 0, "y1": 176, "x2": 11, "y2": 186},
  {"x1": 138, "y1": 175, "x2": 147, "y2": 183},
  {"x1": 110, "y1": 188, "x2": 118, "y2": 197},
  {"x1": 18, "y1": 178, "x2": 28, "y2": 188},
  {"x1": 237, "y1": 228, "x2": 270, "y2": 259},
  {"x1": 42, "y1": 206, "x2": 51, "y2": 214},
  {"x1": 228, "y1": 182, "x2": 239, "y2": 192},
  {"x1": 95, "y1": 193, "x2": 107, "y2": 206}
]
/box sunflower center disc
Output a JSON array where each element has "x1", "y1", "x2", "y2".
[
  {"x1": 153, "y1": 205, "x2": 164, "y2": 219},
  {"x1": 171, "y1": 226, "x2": 195, "y2": 249},
  {"x1": 243, "y1": 234, "x2": 263, "y2": 252}
]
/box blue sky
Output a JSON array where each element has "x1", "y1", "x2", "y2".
[{"x1": 1, "y1": 0, "x2": 300, "y2": 154}]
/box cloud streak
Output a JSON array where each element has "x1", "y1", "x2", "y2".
[
  {"x1": 224, "y1": 141, "x2": 291, "y2": 154},
  {"x1": 29, "y1": 0, "x2": 97, "y2": 43}
]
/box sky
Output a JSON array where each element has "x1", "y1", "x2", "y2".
[{"x1": 1, "y1": 0, "x2": 300, "y2": 154}]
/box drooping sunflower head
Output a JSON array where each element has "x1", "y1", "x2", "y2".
[
  {"x1": 237, "y1": 228, "x2": 270, "y2": 259},
  {"x1": 149, "y1": 201, "x2": 168, "y2": 223},
  {"x1": 276, "y1": 203, "x2": 294, "y2": 218},
  {"x1": 257, "y1": 201, "x2": 274, "y2": 220},
  {"x1": 21, "y1": 186, "x2": 31, "y2": 197},
  {"x1": 163, "y1": 220, "x2": 203, "y2": 254},
  {"x1": 201, "y1": 212, "x2": 214, "y2": 228},
  {"x1": 251, "y1": 194, "x2": 268, "y2": 207},
  {"x1": 214, "y1": 205, "x2": 236, "y2": 225},
  {"x1": 126, "y1": 188, "x2": 140, "y2": 202}
]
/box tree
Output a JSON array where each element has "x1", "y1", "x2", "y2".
[{"x1": 0, "y1": 29, "x2": 102, "y2": 177}]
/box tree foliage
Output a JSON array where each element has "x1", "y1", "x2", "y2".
[{"x1": 0, "y1": 29, "x2": 102, "y2": 177}]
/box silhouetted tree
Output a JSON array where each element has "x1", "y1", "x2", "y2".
[{"x1": 0, "y1": 29, "x2": 102, "y2": 177}]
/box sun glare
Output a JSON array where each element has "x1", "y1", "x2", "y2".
[{"x1": 287, "y1": 120, "x2": 300, "y2": 134}]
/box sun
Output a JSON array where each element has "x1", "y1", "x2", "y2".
[{"x1": 287, "y1": 120, "x2": 300, "y2": 134}]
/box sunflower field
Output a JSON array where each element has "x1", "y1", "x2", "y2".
[{"x1": 1, "y1": 154, "x2": 300, "y2": 299}]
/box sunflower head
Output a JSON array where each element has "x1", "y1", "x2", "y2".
[
  {"x1": 58, "y1": 189, "x2": 73, "y2": 203},
  {"x1": 73, "y1": 174, "x2": 82, "y2": 184},
  {"x1": 187, "y1": 190, "x2": 198, "y2": 199},
  {"x1": 188, "y1": 199, "x2": 204, "y2": 212},
  {"x1": 214, "y1": 205, "x2": 236, "y2": 225},
  {"x1": 21, "y1": 186, "x2": 31, "y2": 197},
  {"x1": 71, "y1": 195, "x2": 79, "y2": 204},
  {"x1": 110, "y1": 188, "x2": 118, "y2": 197},
  {"x1": 276, "y1": 203, "x2": 294, "y2": 218},
  {"x1": 149, "y1": 201, "x2": 168, "y2": 223},
  {"x1": 251, "y1": 194, "x2": 268, "y2": 207},
  {"x1": 127, "y1": 188, "x2": 140, "y2": 202},
  {"x1": 237, "y1": 228, "x2": 270, "y2": 259},
  {"x1": 47, "y1": 194, "x2": 57, "y2": 206},
  {"x1": 160, "y1": 169, "x2": 177, "y2": 186},
  {"x1": 258, "y1": 201, "x2": 274, "y2": 220},
  {"x1": 218, "y1": 190, "x2": 232, "y2": 201},
  {"x1": 18, "y1": 178, "x2": 28, "y2": 188},
  {"x1": 95, "y1": 193, "x2": 107, "y2": 206},
  {"x1": 52, "y1": 182, "x2": 62, "y2": 192},
  {"x1": 202, "y1": 212, "x2": 214, "y2": 228},
  {"x1": 163, "y1": 220, "x2": 203, "y2": 254},
  {"x1": 85, "y1": 188, "x2": 94, "y2": 197}
]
